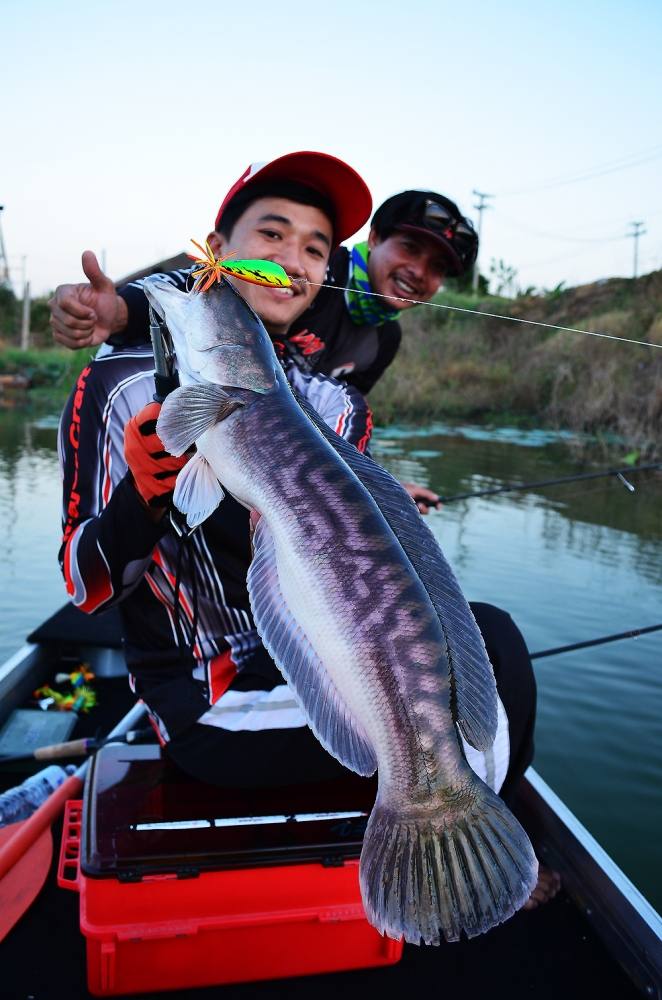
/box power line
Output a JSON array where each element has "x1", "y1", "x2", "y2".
[
  {"x1": 498, "y1": 217, "x2": 627, "y2": 245},
  {"x1": 497, "y1": 144, "x2": 662, "y2": 198}
]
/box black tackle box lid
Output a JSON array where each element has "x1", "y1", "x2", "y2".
[{"x1": 82, "y1": 744, "x2": 376, "y2": 880}]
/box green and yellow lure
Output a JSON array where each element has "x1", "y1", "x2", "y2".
[{"x1": 188, "y1": 239, "x2": 292, "y2": 293}]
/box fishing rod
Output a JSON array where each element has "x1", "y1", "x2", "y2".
[
  {"x1": 149, "y1": 304, "x2": 179, "y2": 402},
  {"x1": 0, "y1": 702, "x2": 146, "y2": 942},
  {"x1": 530, "y1": 623, "x2": 662, "y2": 660},
  {"x1": 0, "y1": 726, "x2": 154, "y2": 765},
  {"x1": 438, "y1": 462, "x2": 662, "y2": 503}
]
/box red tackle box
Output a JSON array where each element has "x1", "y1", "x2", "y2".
[{"x1": 58, "y1": 744, "x2": 402, "y2": 996}]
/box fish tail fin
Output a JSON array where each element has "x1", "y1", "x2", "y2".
[{"x1": 360, "y1": 781, "x2": 538, "y2": 945}]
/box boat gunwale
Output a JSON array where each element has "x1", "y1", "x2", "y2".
[{"x1": 0, "y1": 627, "x2": 660, "y2": 996}]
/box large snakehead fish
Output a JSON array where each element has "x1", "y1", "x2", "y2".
[{"x1": 144, "y1": 274, "x2": 538, "y2": 945}]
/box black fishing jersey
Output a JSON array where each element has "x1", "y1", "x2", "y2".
[
  {"x1": 58, "y1": 344, "x2": 372, "y2": 741},
  {"x1": 116, "y1": 248, "x2": 402, "y2": 394}
]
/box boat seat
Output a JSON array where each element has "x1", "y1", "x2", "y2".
[{"x1": 27, "y1": 603, "x2": 123, "y2": 649}]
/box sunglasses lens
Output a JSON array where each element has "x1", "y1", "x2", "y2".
[
  {"x1": 423, "y1": 201, "x2": 455, "y2": 232},
  {"x1": 452, "y1": 222, "x2": 477, "y2": 250}
]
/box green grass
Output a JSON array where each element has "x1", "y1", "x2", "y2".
[
  {"x1": 2, "y1": 269, "x2": 661, "y2": 457},
  {"x1": 369, "y1": 269, "x2": 662, "y2": 456},
  {"x1": 0, "y1": 346, "x2": 91, "y2": 388}
]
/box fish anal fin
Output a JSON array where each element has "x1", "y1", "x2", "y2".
[{"x1": 247, "y1": 519, "x2": 377, "y2": 776}]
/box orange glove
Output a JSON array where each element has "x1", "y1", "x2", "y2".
[{"x1": 124, "y1": 401, "x2": 189, "y2": 508}]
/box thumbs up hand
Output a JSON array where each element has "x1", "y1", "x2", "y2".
[{"x1": 49, "y1": 251, "x2": 129, "y2": 350}]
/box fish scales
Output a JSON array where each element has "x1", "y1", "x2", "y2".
[
  {"x1": 223, "y1": 391, "x2": 464, "y2": 791},
  {"x1": 146, "y1": 275, "x2": 538, "y2": 945}
]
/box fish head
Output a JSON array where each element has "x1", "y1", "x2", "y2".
[{"x1": 143, "y1": 275, "x2": 280, "y2": 394}]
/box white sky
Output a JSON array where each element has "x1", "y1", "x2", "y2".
[{"x1": 2, "y1": 0, "x2": 661, "y2": 297}]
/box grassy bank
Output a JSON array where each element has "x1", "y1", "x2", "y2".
[
  {"x1": 2, "y1": 270, "x2": 661, "y2": 455},
  {"x1": 0, "y1": 344, "x2": 87, "y2": 384},
  {"x1": 370, "y1": 269, "x2": 662, "y2": 456},
  {"x1": 0, "y1": 344, "x2": 89, "y2": 408}
]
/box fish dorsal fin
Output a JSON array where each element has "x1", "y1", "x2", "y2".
[
  {"x1": 157, "y1": 384, "x2": 244, "y2": 456},
  {"x1": 173, "y1": 452, "x2": 225, "y2": 528},
  {"x1": 247, "y1": 518, "x2": 377, "y2": 776},
  {"x1": 293, "y1": 392, "x2": 498, "y2": 751}
]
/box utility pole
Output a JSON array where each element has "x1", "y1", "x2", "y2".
[
  {"x1": 0, "y1": 206, "x2": 11, "y2": 288},
  {"x1": 472, "y1": 190, "x2": 493, "y2": 292},
  {"x1": 627, "y1": 221, "x2": 646, "y2": 278}
]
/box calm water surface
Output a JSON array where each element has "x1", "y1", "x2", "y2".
[{"x1": 1, "y1": 408, "x2": 661, "y2": 909}]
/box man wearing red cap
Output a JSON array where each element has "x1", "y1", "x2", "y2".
[
  {"x1": 51, "y1": 183, "x2": 477, "y2": 514},
  {"x1": 54, "y1": 154, "x2": 551, "y2": 911},
  {"x1": 58, "y1": 152, "x2": 380, "y2": 786}
]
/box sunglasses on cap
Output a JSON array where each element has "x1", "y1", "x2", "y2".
[{"x1": 418, "y1": 199, "x2": 478, "y2": 254}]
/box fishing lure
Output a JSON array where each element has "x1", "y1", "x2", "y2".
[
  {"x1": 33, "y1": 683, "x2": 97, "y2": 713},
  {"x1": 188, "y1": 239, "x2": 292, "y2": 293}
]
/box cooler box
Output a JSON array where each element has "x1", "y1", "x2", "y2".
[{"x1": 58, "y1": 744, "x2": 403, "y2": 996}]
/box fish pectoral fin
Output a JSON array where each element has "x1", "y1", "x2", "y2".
[
  {"x1": 173, "y1": 451, "x2": 225, "y2": 528},
  {"x1": 247, "y1": 518, "x2": 377, "y2": 777},
  {"x1": 157, "y1": 384, "x2": 244, "y2": 456}
]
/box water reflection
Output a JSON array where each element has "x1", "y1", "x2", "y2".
[
  {"x1": 0, "y1": 410, "x2": 64, "y2": 664},
  {"x1": 1, "y1": 411, "x2": 661, "y2": 909},
  {"x1": 373, "y1": 424, "x2": 662, "y2": 908}
]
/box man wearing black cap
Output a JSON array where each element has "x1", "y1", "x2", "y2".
[{"x1": 285, "y1": 191, "x2": 478, "y2": 399}]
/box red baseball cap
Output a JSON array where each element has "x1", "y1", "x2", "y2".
[{"x1": 214, "y1": 151, "x2": 372, "y2": 246}]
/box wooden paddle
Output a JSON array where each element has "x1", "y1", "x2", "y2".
[{"x1": 0, "y1": 702, "x2": 146, "y2": 942}]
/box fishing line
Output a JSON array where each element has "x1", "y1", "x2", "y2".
[{"x1": 297, "y1": 280, "x2": 662, "y2": 351}]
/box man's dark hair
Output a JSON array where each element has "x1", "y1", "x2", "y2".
[{"x1": 217, "y1": 180, "x2": 336, "y2": 240}]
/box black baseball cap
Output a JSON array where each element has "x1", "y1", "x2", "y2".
[{"x1": 371, "y1": 190, "x2": 478, "y2": 277}]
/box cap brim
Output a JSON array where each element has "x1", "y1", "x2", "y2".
[
  {"x1": 396, "y1": 224, "x2": 464, "y2": 276},
  {"x1": 231, "y1": 152, "x2": 372, "y2": 246}
]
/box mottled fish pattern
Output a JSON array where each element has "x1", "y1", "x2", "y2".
[{"x1": 145, "y1": 275, "x2": 538, "y2": 944}]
